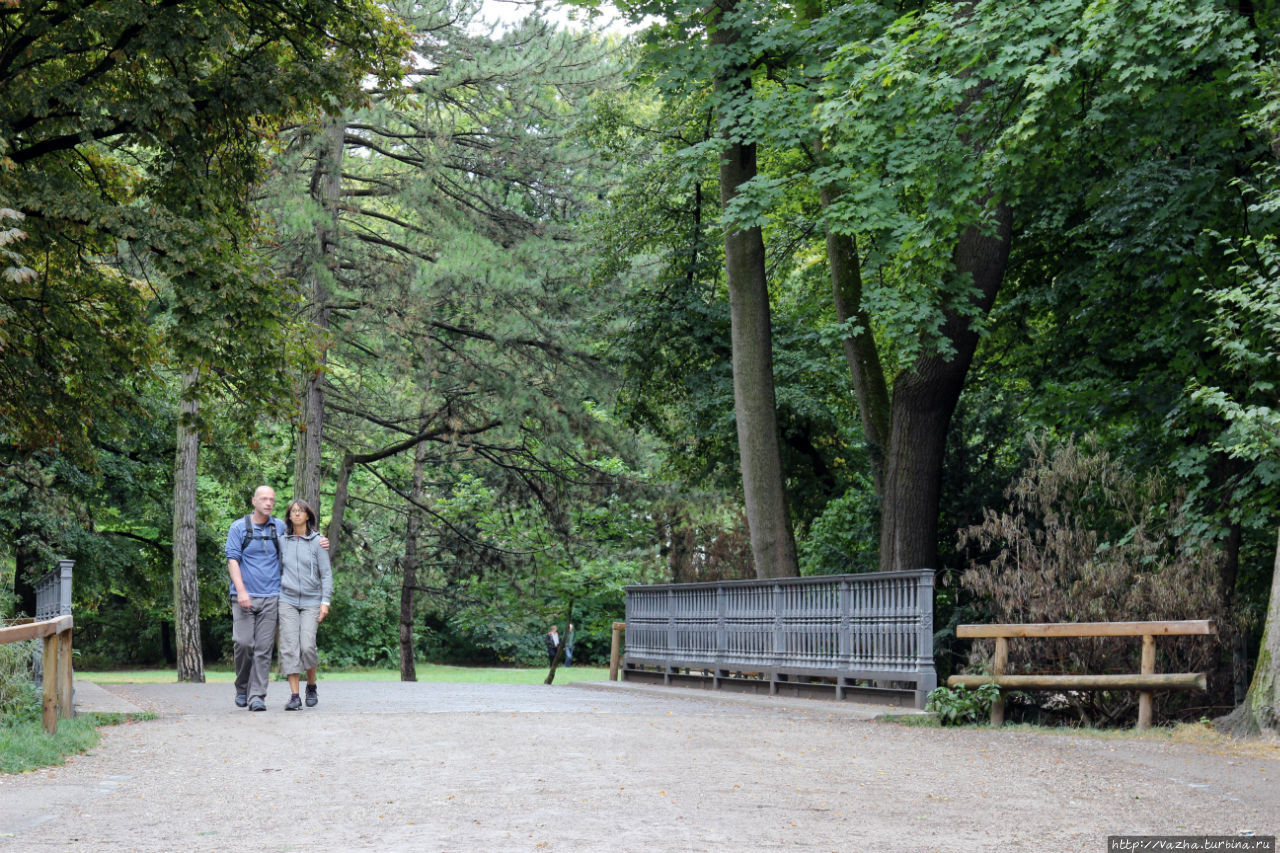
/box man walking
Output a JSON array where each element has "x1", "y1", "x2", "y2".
[{"x1": 225, "y1": 486, "x2": 287, "y2": 712}]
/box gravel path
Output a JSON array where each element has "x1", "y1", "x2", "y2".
[{"x1": 0, "y1": 680, "x2": 1275, "y2": 852}]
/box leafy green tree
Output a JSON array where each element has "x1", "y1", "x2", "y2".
[
  {"x1": 808, "y1": 0, "x2": 1264, "y2": 574},
  {"x1": 1194, "y1": 57, "x2": 1280, "y2": 731},
  {"x1": 255, "y1": 0, "x2": 640, "y2": 677},
  {"x1": 0, "y1": 0, "x2": 405, "y2": 679},
  {"x1": 935, "y1": 2, "x2": 1274, "y2": 697},
  {"x1": 596, "y1": 0, "x2": 877, "y2": 578},
  {"x1": 0, "y1": 0, "x2": 401, "y2": 458},
  {"x1": 633, "y1": 0, "x2": 1256, "y2": 571}
]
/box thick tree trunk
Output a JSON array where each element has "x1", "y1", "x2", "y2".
[
  {"x1": 711, "y1": 0, "x2": 799, "y2": 579},
  {"x1": 1220, "y1": 526, "x2": 1280, "y2": 737},
  {"x1": 878, "y1": 210, "x2": 1012, "y2": 573},
  {"x1": 326, "y1": 453, "x2": 355, "y2": 560},
  {"x1": 294, "y1": 364, "x2": 325, "y2": 513},
  {"x1": 821, "y1": 190, "x2": 891, "y2": 498},
  {"x1": 400, "y1": 438, "x2": 427, "y2": 682},
  {"x1": 879, "y1": 377, "x2": 956, "y2": 574},
  {"x1": 795, "y1": 0, "x2": 890, "y2": 498},
  {"x1": 294, "y1": 117, "x2": 343, "y2": 513},
  {"x1": 721, "y1": 145, "x2": 798, "y2": 579},
  {"x1": 172, "y1": 367, "x2": 205, "y2": 682},
  {"x1": 1216, "y1": 520, "x2": 1247, "y2": 706}
]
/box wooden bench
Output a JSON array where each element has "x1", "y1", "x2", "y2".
[{"x1": 947, "y1": 620, "x2": 1215, "y2": 729}]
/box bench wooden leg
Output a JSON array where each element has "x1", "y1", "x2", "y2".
[
  {"x1": 58, "y1": 627, "x2": 74, "y2": 719},
  {"x1": 609, "y1": 623, "x2": 623, "y2": 681},
  {"x1": 990, "y1": 636, "x2": 1007, "y2": 726},
  {"x1": 1137, "y1": 634, "x2": 1154, "y2": 729}
]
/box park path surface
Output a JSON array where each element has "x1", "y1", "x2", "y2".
[{"x1": 0, "y1": 679, "x2": 1275, "y2": 853}]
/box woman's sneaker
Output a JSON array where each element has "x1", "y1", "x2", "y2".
[{"x1": 305, "y1": 684, "x2": 318, "y2": 707}]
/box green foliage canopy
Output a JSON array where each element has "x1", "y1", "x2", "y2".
[{"x1": 0, "y1": 0, "x2": 405, "y2": 456}]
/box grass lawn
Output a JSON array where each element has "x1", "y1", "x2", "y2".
[
  {"x1": 0, "y1": 712, "x2": 153, "y2": 774},
  {"x1": 77, "y1": 664, "x2": 613, "y2": 684}
]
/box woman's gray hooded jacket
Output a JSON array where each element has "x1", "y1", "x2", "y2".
[{"x1": 279, "y1": 531, "x2": 332, "y2": 607}]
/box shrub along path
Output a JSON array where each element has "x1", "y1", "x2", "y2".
[{"x1": 0, "y1": 680, "x2": 1275, "y2": 852}]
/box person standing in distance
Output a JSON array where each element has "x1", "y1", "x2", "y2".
[{"x1": 545, "y1": 624, "x2": 560, "y2": 666}]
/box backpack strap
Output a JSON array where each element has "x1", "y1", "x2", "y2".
[{"x1": 240, "y1": 514, "x2": 282, "y2": 564}]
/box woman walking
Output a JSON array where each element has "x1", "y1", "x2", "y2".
[{"x1": 278, "y1": 499, "x2": 332, "y2": 710}]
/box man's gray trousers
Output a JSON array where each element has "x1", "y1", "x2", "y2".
[{"x1": 232, "y1": 596, "x2": 278, "y2": 703}]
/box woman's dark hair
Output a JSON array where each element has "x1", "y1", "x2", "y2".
[{"x1": 284, "y1": 499, "x2": 318, "y2": 535}]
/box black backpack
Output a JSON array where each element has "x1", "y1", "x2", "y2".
[{"x1": 240, "y1": 515, "x2": 282, "y2": 562}]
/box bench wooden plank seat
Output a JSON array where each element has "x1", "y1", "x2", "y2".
[{"x1": 948, "y1": 672, "x2": 1206, "y2": 691}]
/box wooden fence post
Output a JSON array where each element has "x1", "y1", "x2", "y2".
[
  {"x1": 1137, "y1": 634, "x2": 1155, "y2": 729},
  {"x1": 990, "y1": 636, "x2": 1008, "y2": 727},
  {"x1": 609, "y1": 622, "x2": 625, "y2": 681},
  {"x1": 58, "y1": 626, "x2": 74, "y2": 720},
  {"x1": 42, "y1": 633, "x2": 58, "y2": 734}
]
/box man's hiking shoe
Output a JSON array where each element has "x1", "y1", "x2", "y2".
[
  {"x1": 305, "y1": 684, "x2": 318, "y2": 707},
  {"x1": 248, "y1": 698, "x2": 266, "y2": 712},
  {"x1": 284, "y1": 694, "x2": 302, "y2": 711},
  {"x1": 235, "y1": 693, "x2": 248, "y2": 708}
]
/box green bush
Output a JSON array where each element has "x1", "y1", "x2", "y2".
[
  {"x1": 798, "y1": 478, "x2": 878, "y2": 576},
  {"x1": 926, "y1": 683, "x2": 1002, "y2": 726},
  {"x1": 319, "y1": 570, "x2": 400, "y2": 668},
  {"x1": 0, "y1": 640, "x2": 39, "y2": 725},
  {"x1": 447, "y1": 621, "x2": 546, "y2": 666}
]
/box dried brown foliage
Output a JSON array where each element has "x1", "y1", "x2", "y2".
[
  {"x1": 662, "y1": 509, "x2": 756, "y2": 583},
  {"x1": 957, "y1": 435, "x2": 1230, "y2": 725}
]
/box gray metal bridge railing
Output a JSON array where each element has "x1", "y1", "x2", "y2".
[
  {"x1": 32, "y1": 559, "x2": 74, "y2": 687},
  {"x1": 621, "y1": 569, "x2": 937, "y2": 708},
  {"x1": 35, "y1": 559, "x2": 75, "y2": 621}
]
